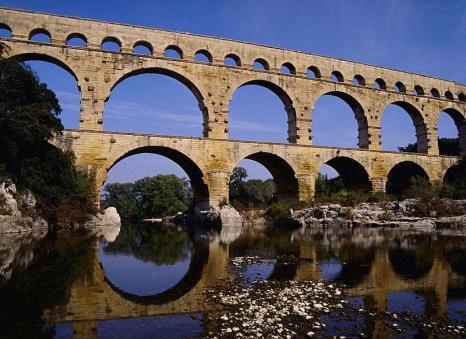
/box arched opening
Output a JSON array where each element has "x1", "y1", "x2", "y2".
[
  {"x1": 104, "y1": 147, "x2": 209, "y2": 210},
  {"x1": 330, "y1": 71, "x2": 344, "y2": 82},
  {"x1": 381, "y1": 102, "x2": 428, "y2": 153},
  {"x1": 194, "y1": 49, "x2": 212, "y2": 63},
  {"x1": 311, "y1": 91, "x2": 368, "y2": 148},
  {"x1": 459, "y1": 92, "x2": 466, "y2": 102},
  {"x1": 373, "y1": 78, "x2": 387, "y2": 90},
  {"x1": 101, "y1": 37, "x2": 121, "y2": 52},
  {"x1": 104, "y1": 68, "x2": 206, "y2": 137},
  {"x1": 133, "y1": 41, "x2": 153, "y2": 56},
  {"x1": 431, "y1": 88, "x2": 440, "y2": 98},
  {"x1": 164, "y1": 45, "x2": 183, "y2": 59},
  {"x1": 228, "y1": 80, "x2": 295, "y2": 143},
  {"x1": 224, "y1": 53, "x2": 241, "y2": 67},
  {"x1": 12, "y1": 54, "x2": 81, "y2": 129},
  {"x1": 253, "y1": 58, "x2": 269, "y2": 71},
  {"x1": 0, "y1": 23, "x2": 12, "y2": 39},
  {"x1": 280, "y1": 62, "x2": 296, "y2": 75},
  {"x1": 230, "y1": 152, "x2": 299, "y2": 203},
  {"x1": 66, "y1": 33, "x2": 87, "y2": 48},
  {"x1": 307, "y1": 66, "x2": 321, "y2": 79},
  {"x1": 444, "y1": 164, "x2": 461, "y2": 185},
  {"x1": 386, "y1": 161, "x2": 430, "y2": 196},
  {"x1": 414, "y1": 85, "x2": 424, "y2": 96},
  {"x1": 29, "y1": 28, "x2": 51, "y2": 43},
  {"x1": 445, "y1": 91, "x2": 454, "y2": 100},
  {"x1": 229, "y1": 159, "x2": 275, "y2": 207},
  {"x1": 316, "y1": 157, "x2": 372, "y2": 198},
  {"x1": 352, "y1": 74, "x2": 365, "y2": 86},
  {"x1": 437, "y1": 109, "x2": 464, "y2": 156},
  {"x1": 395, "y1": 81, "x2": 406, "y2": 93},
  {"x1": 389, "y1": 243, "x2": 434, "y2": 280}
]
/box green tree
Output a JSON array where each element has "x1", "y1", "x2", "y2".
[
  {"x1": 399, "y1": 138, "x2": 459, "y2": 156},
  {"x1": 102, "y1": 175, "x2": 193, "y2": 219},
  {"x1": 0, "y1": 45, "x2": 96, "y2": 226},
  {"x1": 229, "y1": 166, "x2": 247, "y2": 201}
]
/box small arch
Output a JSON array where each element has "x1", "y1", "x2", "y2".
[
  {"x1": 395, "y1": 81, "x2": 406, "y2": 93},
  {"x1": 164, "y1": 45, "x2": 183, "y2": 59},
  {"x1": 133, "y1": 40, "x2": 153, "y2": 56},
  {"x1": 101, "y1": 36, "x2": 121, "y2": 52},
  {"x1": 414, "y1": 85, "x2": 425, "y2": 96},
  {"x1": 430, "y1": 88, "x2": 440, "y2": 98},
  {"x1": 459, "y1": 92, "x2": 466, "y2": 102},
  {"x1": 373, "y1": 78, "x2": 387, "y2": 90},
  {"x1": 386, "y1": 161, "x2": 430, "y2": 196},
  {"x1": 29, "y1": 28, "x2": 51, "y2": 43},
  {"x1": 66, "y1": 33, "x2": 87, "y2": 48},
  {"x1": 321, "y1": 157, "x2": 372, "y2": 192},
  {"x1": 0, "y1": 23, "x2": 12, "y2": 39},
  {"x1": 253, "y1": 58, "x2": 270, "y2": 71},
  {"x1": 194, "y1": 49, "x2": 212, "y2": 63},
  {"x1": 445, "y1": 90, "x2": 454, "y2": 100},
  {"x1": 307, "y1": 66, "x2": 321, "y2": 79},
  {"x1": 234, "y1": 152, "x2": 299, "y2": 202},
  {"x1": 280, "y1": 62, "x2": 296, "y2": 75},
  {"x1": 330, "y1": 71, "x2": 344, "y2": 82},
  {"x1": 224, "y1": 53, "x2": 241, "y2": 67},
  {"x1": 352, "y1": 74, "x2": 366, "y2": 86}
]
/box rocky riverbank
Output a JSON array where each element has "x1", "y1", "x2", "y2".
[
  {"x1": 0, "y1": 180, "x2": 121, "y2": 233},
  {"x1": 291, "y1": 199, "x2": 466, "y2": 230}
]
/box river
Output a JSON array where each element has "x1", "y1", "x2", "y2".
[{"x1": 0, "y1": 221, "x2": 465, "y2": 338}]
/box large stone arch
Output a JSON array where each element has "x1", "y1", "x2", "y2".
[
  {"x1": 382, "y1": 101, "x2": 428, "y2": 153},
  {"x1": 319, "y1": 155, "x2": 373, "y2": 192},
  {"x1": 104, "y1": 145, "x2": 210, "y2": 209},
  {"x1": 228, "y1": 78, "x2": 298, "y2": 143},
  {"x1": 311, "y1": 90, "x2": 369, "y2": 149},
  {"x1": 230, "y1": 150, "x2": 300, "y2": 202},
  {"x1": 437, "y1": 107, "x2": 466, "y2": 154},
  {"x1": 8, "y1": 52, "x2": 81, "y2": 88},
  {"x1": 107, "y1": 67, "x2": 209, "y2": 136},
  {"x1": 386, "y1": 160, "x2": 430, "y2": 195}
]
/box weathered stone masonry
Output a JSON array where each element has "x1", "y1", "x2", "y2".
[{"x1": 0, "y1": 8, "x2": 464, "y2": 208}]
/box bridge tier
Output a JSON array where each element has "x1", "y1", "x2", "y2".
[{"x1": 0, "y1": 8, "x2": 464, "y2": 207}]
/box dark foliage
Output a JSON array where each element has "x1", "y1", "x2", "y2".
[
  {"x1": 398, "y1": 137, "x2": 459, "y2": 156},
  {"x1": 0, "y1": 49, "x2": 96, "y2": 226}
]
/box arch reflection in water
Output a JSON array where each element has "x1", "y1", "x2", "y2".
[{"x1": 100, "y1": 222, "x2": 194, "y2": 296}]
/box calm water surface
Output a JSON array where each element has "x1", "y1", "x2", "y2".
[{"x1": 0, "y1": 222, "x2": 465, "y2": 338}]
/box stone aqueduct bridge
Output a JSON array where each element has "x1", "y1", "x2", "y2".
[{"x1": 1, "y1": 8, "x2": 466, "y2": 207}]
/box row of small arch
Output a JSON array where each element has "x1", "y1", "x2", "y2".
[{"x1": 1, "y1": 23, "x2": 465, "y2": 103}]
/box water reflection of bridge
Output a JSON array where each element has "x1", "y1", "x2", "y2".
[{"x1": 42, "y1": 231, "x2": 465, "y2": 338}]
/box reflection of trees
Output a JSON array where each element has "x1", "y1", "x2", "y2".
[
  {"x1": 389, "y1": 241, "x2": 434, "y2": 280},
  {"x1": 335, "y1": 242, "x2": 375, "y2": 287},
  {"x1": 444, "y1": 248, "x2": 466, "y2": 276},
  {"x1": 104, "y1": 222, "x2": 193, "y2": 266},
  {"x1": 0, "y1": 231, "x2": 94, "y2": 338}
]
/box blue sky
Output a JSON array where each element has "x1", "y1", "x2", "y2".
[{"x1": 1, "y1": 0, "x2": 465, "y2": 182}]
